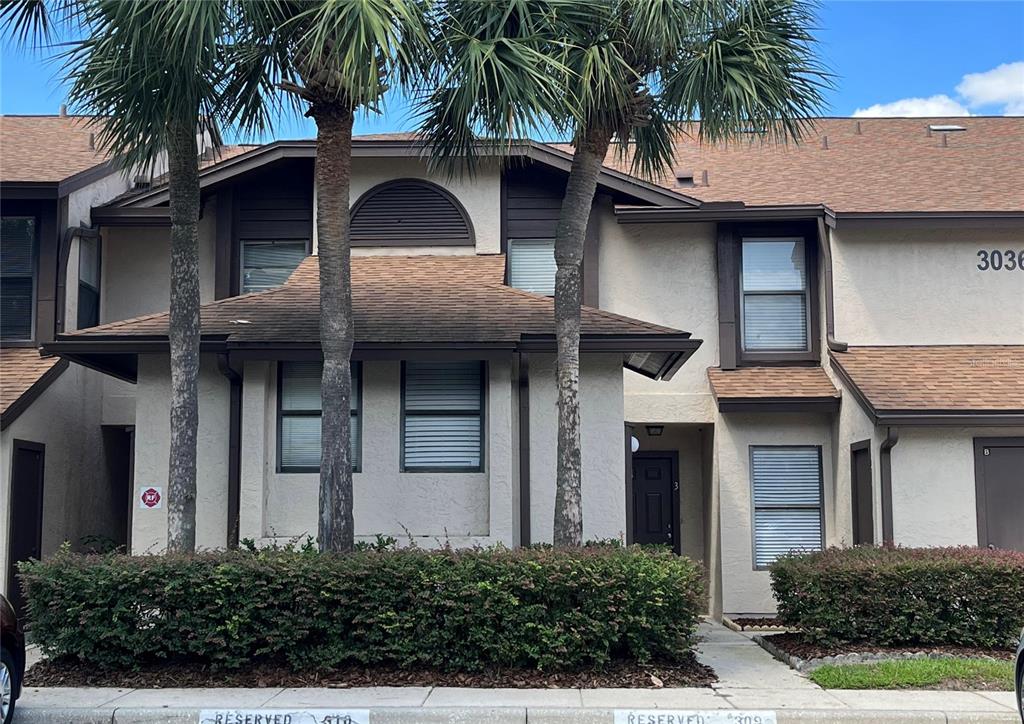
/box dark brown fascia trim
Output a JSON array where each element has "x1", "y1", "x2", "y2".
[
  {"x1": 518, "y1": 333, "x2": 697, "y2": 352},
  {"x1": 617, "y1": 204, "x2": 837, "y2": 226},
  {"x1": 0, "y1": 357, "x2": 70, "y2": 430},
  {"x1": 91, "y1": 207, "x2": 171, "y2": 226},
  {"x1": 0, "y1": 182, "x2": 60, "y2": 200},
  {"x1": 56, "y1": 160, "x2": 120, "y2": 197},
  {"x1": 112, "y1": 138, "x2": 699, "y2": 209},
  {"x1": 835, "y1": 210, "x2": 1024, "y2": 221},
  {"x1": 715, "y1": 396, "x2": 841, "y2": 414},
  {"x1": 830, "y1": 353, "x2": 1024, "y2": 426}
]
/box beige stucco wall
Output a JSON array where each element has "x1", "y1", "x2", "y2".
[
  {"x1": 130, "y1": 354, "x2": 230, "y2": 553},
  {"x1": 889, "y1": 426, "x2": 1024, "y2": 548},
  {"x1": 597, "y1": 214, "x2": 719, "y2": 424},
  {"x1": 0, "y1": 363, "x2": 114, "y2": 596},
  {"x1": 240, "y1": 358, "x2": 515, "y2": 548},
  {"x1": 831, "y1": 222, "x2": 1024, "y2": 345},
  {"x1": 716, "y1": 412, "x2": 834, "y2": 614},
  {"x1": 67, "y1": 169, "x2": 133, "y2": 228},
  {"x1": 528, "y1": 353, "x2": 626, "y2": 543}
]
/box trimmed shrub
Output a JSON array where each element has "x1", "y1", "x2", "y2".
[
  {"x1": 19, "y1": 545, "x2": 705, "y2": 672},
  {"x1": 770, "y1": 546, "x2": 1024, "y2": 649}
]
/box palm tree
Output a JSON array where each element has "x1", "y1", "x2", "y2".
[
  {"x1": 419, "y1": 0, "x2": 828, "y2": 546},
  {"x1": 234, "y1": 0, "x2": 429, "y2": 552},
  {"x1": 2, "y1": 0, "x2": 238, "y2": 553}
]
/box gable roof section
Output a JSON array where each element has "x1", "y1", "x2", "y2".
[
  {"x1": 830, "y1": 345, "x2": 1024, "y2": 425},
  {"x1": 106, "y1": 135, "x2": 700, "y2": 209},
  {"x1": 47, "y1": 254, "x2": 701, "y2": 382},
  {"x1": 599, "y1": 117, "x2": 1024, "y2": 214},
  {"x1": 0, "y1": 348, "x2": 69, "y2": 430},
  {"x1": 707, "y1": 366, "x2": 840, "y2": 413},
  {"x1": 0, "y1": 115, "x2": 112, "y2": 188}
]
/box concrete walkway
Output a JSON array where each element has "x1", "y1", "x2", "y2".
[{"x1": 14, "y1": 622, "x2": 1020, "y2": 723}]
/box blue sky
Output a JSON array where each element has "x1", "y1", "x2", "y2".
[{"x1": 2, "y1": 0, "x2": 1022, "y2": 142}]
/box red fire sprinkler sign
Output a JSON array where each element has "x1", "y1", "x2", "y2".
[{"x1": 139, "y1": 486, "x2": 162, "y2": 509}]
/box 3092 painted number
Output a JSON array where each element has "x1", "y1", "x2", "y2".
[{"x1": 977, "y1": 249, "x2": 1022, "y2": 271}]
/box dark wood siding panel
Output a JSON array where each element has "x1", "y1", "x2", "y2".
[
  {"x1": 351, "y1": 179, "x2": 474, "y2": 247},
  {"x1": 505, "y1": 166, "x2": 565, "y2": 241}
]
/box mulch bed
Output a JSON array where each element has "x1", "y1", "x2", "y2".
[
  {"x1": 763, "y1": 632, "x2": 1015, "y2": 661},
  {"x1": 26, "y1": 654, "x2": 716, "y2": 689}
]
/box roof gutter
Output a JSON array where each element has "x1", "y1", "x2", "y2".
[{"x1": 615, "y1": 203, "x2": 837, "y2": 226}]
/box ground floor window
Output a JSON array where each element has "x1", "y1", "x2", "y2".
[
  {"x1": 278, "y1": 361, "x2": 361, "y2": 472},
  {"x1": 402, "y1": 361, "x2": 484, "y2": 472},
  {"x1": 750, "y1": 445, "x2": 823, "y2": 568}
]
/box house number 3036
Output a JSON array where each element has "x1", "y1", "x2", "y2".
[{"x1": 976, "y1": 249, "x2": 1022, "y2": 271}]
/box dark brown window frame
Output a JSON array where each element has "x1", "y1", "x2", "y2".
[
  {"x1": 276, "y1": 361, "x2": 362, "y2": 474},
  {"x1": 400, "y1": 360, "x2": 487, "y2": 474},
  {"x1": 1, "y1": 214, "x2": 39, "y2": 344},
  {"x1": 718, "y1": 221, "x2": 821, "y2": 367}
]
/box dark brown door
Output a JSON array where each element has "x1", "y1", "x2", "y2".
[
  {"x1": 6, "y1": 440, "x2": 44, "y2": 617},
  {"x1": 632, "y1": 454, "x2": 677, "y2": 549},
  {"x1": 975, "y1": 438, "x2": 1024, "y2": 552},
  {"x1": 851, "y1": 441, "x2": 874, "y2": 545}
]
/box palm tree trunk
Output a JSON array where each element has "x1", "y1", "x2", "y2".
[
  {"x1": 311, "y1": 105, "x2": 356, "y2": 553},
  {"x1": 552, "y1": 127, "x2": 612, "y2": 548},
  {"x1": 165, "y1": 119, "x2": 201, "y2": 553}
]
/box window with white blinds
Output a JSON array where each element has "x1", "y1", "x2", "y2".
[
  {"x1": 1, "y1": 216, "x2": 37, "y2": 340},
  {"x1": 741, "y1": 238, "x2": 809, "y2": 351},
  {"x1": 750, "y1": 446, "x2": 823, "y2": 568},
  {"x1": 278, "y1": 361, "x2": 361, "y2": 472},
  {"x1": 508, "y1": 238, "x2": 556, "y2": 296},
  {"x1": 242, "y1": 240, "x2": 307, "y2": 293},
  {"x1": 402, "y1": 361, "x2": 484, "y2": 471}
]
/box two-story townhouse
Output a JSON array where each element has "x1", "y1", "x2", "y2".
[{"x1": 7, "y1": 115, "x2": 1023, "y2": 618}]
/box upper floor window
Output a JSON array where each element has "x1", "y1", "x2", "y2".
[
  {"x1": 741, "y1": 238, "x2": 809, "y2": 352},
  {"x1": 278, "y1": 361, "x2": 361, "y2": 472},
  {"x1": 750, "y1": 445, "x2": 823, "y2": 569},
  {"x1": 1, "y1": 216, "x2": 37, "y2": 341},
  {"x1": 402, "y1": 361, "x2": 484, "y2": 472},
  {"x1": 508, "y1": 238, "x2": 556, "y2": 295},
  {"x1": 242, "y1": 240, "x2": 307, "y2": 293},
  {"x1": 77, "y1": 234, "x2": 100, "y2": 329},
  {"x1": 351, "y1": 179, "x2": 474, "y2": 247}
]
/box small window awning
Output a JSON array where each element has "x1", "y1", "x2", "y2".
[
  {"x1": 707, "y1": 366, "x2": 840, "y2": 413},
  {"x1": 45, "y1": 254, "x2": 701, "y2": 383}
]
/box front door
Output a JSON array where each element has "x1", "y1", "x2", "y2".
[
  {"x1": 632, "y1": 453, "x2": 678, "y2": 550},
  {"x1": 850, "y1": 441, "x2": 874, "y2": 545},
  {"x1": 975, "y1": 438, "x2": 1024, "y2": 551},
  {"x1": 6, "y1": 440, "x2": 44, "y2": 617}
]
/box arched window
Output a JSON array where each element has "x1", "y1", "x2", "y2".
[{"x1": 350, "y1": 179, "x2": 475, "y2": 247}]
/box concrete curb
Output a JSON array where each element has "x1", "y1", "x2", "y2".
[{"x1": 13, "y1": 706, "x2": 1020, "y2": 724}]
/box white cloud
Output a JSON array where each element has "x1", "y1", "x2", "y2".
[
  {"x1": 853, "y1": 94, "x2": 970, "y2": 118},
  {"x1": 956, "y1": 61, "x2": 1024, "y2": 114},
  {"x1": 853, "y1": 60, "x2": 1024, "y2": 117}
]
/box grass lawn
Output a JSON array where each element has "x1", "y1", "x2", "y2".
[{"x1": 809, "y1": 658, "x2": 1015, "y2": 690}]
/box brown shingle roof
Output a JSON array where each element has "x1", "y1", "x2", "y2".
[
  {"x1": 0, "y1": 348, "x2": 67, "y2": 421},
  {"x1": 831, "y1": 345, "x2": 1024, "y2": 412},
  {"x1": 594, "y1": 117, "x2": 1024, "y2": 213},
  {"x1": 61, "y1": 254, "x2": 687, "y2": 345},
  {"x1": 707, "y1": 366, "x2": 839, "y2": 400},
  {"x1": 0, "y1": 115, "x2": 110, "y2": 183}
]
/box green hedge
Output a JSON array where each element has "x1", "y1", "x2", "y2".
[
  {"x1": 770, "y1": 546, "x2": 1024, "y2": 649},
  {"x1": 20, "y1": 545, "x2": 705, "y2": 671}
]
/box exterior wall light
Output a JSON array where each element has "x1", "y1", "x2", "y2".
[{"x1": 646, "y1": 425, "x2": 664, "y2": 436}]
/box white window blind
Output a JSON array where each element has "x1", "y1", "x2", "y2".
[
  {"x1": 278, "y1": 361, "x2": 360, "y2": 471},
  {"x1": 403, "y1": 361, "x2": 483, "y2": 471},
  {"x1": 1, "y1": 216, "x2": 36, "y2": 340},
  {"x1": 751, "y1": 446, "x2": 823, "y2": 568},
  {"x1": 508, "y1": 238, "x2": 556, "y2": 296},
  {"x1": 242, "y1": 240, "x2": 307, "y2": 293},
  {"x1": 741, "y1": 238, "x2": 808, "y2": 351}
]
